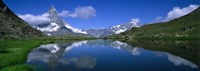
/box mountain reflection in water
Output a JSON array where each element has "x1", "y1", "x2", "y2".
[{"x1": 26, "y1": 40, "x2": 200, "y2": 71}]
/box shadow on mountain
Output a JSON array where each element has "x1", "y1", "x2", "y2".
[{"x1": 0, "y1": 0, "x2": 44, "y2": 39}]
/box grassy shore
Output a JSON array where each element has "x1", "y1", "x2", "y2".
[
  {"x1": 0, "y1": 36, "x2": 96, "y2": 71},
  {"x1": 0, "y1": 39, "x2": 53, "y2": 71}
]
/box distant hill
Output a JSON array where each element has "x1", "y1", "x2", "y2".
[
  {"x1": 0, "y1": 0, "x2": 44, "y2": 39},
  {"x1": 110, "y1": 7, "x2": 200, "y2": 40}
]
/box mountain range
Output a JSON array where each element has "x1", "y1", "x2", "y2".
[
  {"x1": 0, "y1": 0, "x2": 44, "y2": 39},
  {"x1": 35, "y1": 6, "x2": 140, "y2": 37},
  {"x1": 84, "y1": 19, "x2": 140, "y2": 37}
]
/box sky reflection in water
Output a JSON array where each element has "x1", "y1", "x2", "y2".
[{"x1": 26, "y1": 40, "x2": 200, "y2": 71}]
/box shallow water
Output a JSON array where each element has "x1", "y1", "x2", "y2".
[{"x1": 26, "y1": 40, "x2": 200, "y2": 71}]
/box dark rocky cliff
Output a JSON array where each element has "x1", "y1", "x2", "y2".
[{"x1": 0, "y1": 0, "x2": 45, "y2": 39}]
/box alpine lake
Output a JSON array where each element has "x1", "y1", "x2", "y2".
[{"x1": 25, "y1": 39, "x2": 200, "y2": 71}]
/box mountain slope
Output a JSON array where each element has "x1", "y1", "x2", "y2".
[
  {"x1": 0, "y1": 0, "x2": 44, "y2": 39},
  {"x1": 110, "y1": 7, "x2": 200, "y2": 39}
]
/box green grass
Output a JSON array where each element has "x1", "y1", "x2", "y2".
[
  {"x1": 0, "y1": 39, "x2": 52, "y2": 71},
  {"x1": 0, "y1": 38, "x2": 95, "y2": 71}
]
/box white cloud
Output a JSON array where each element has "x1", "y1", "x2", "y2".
[
  {"x1": 58, "y1": 10, "x2": 70, "y2": 17},
  {"x1": 58, "y1": 6, "x2": 96, "y2": 19},
  {"x1": 18, "y1": 13, "x2": 50, "y2": 25},
  {"x1": 152, "y1": 4, "x2": 199, "y2": 23},
  {"x1": 164, "y1": 4, "x2": 199, "y2": 21}
]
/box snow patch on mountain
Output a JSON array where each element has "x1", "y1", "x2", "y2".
[
  {"x1": 112, "y1": 25, "x2": 121, "y2": 28},
  {"x1": 129, "y1": 18, "x2": 140, "y2": 27},
  {"x1": 110, "y1": 18, "x2": 140, "y2": 34},
  {"x1": 37, "y1": 22, "x2": 60, "y2": 32},
  {"x1": 114, "y1": 28, "x2": 127, "y2": 34},
  {"x1": 64, "y1": 22, "x2": 88, "y2": 34}
]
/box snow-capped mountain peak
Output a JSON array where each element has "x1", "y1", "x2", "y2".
[
  {"x1": 110, "y1": 19, "x2": 140, "y2": 34},
  {"x1": 36, "y1": 5, "x2": 89, "y2": 36}
]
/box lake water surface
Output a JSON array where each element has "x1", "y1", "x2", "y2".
[{"x1": 26, "y1": 40, "x2": 200, "y2": 71}]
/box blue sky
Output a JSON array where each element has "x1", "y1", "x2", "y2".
[{"x1": 3, "y1": 0, "x2": 200, "y2": 29}]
